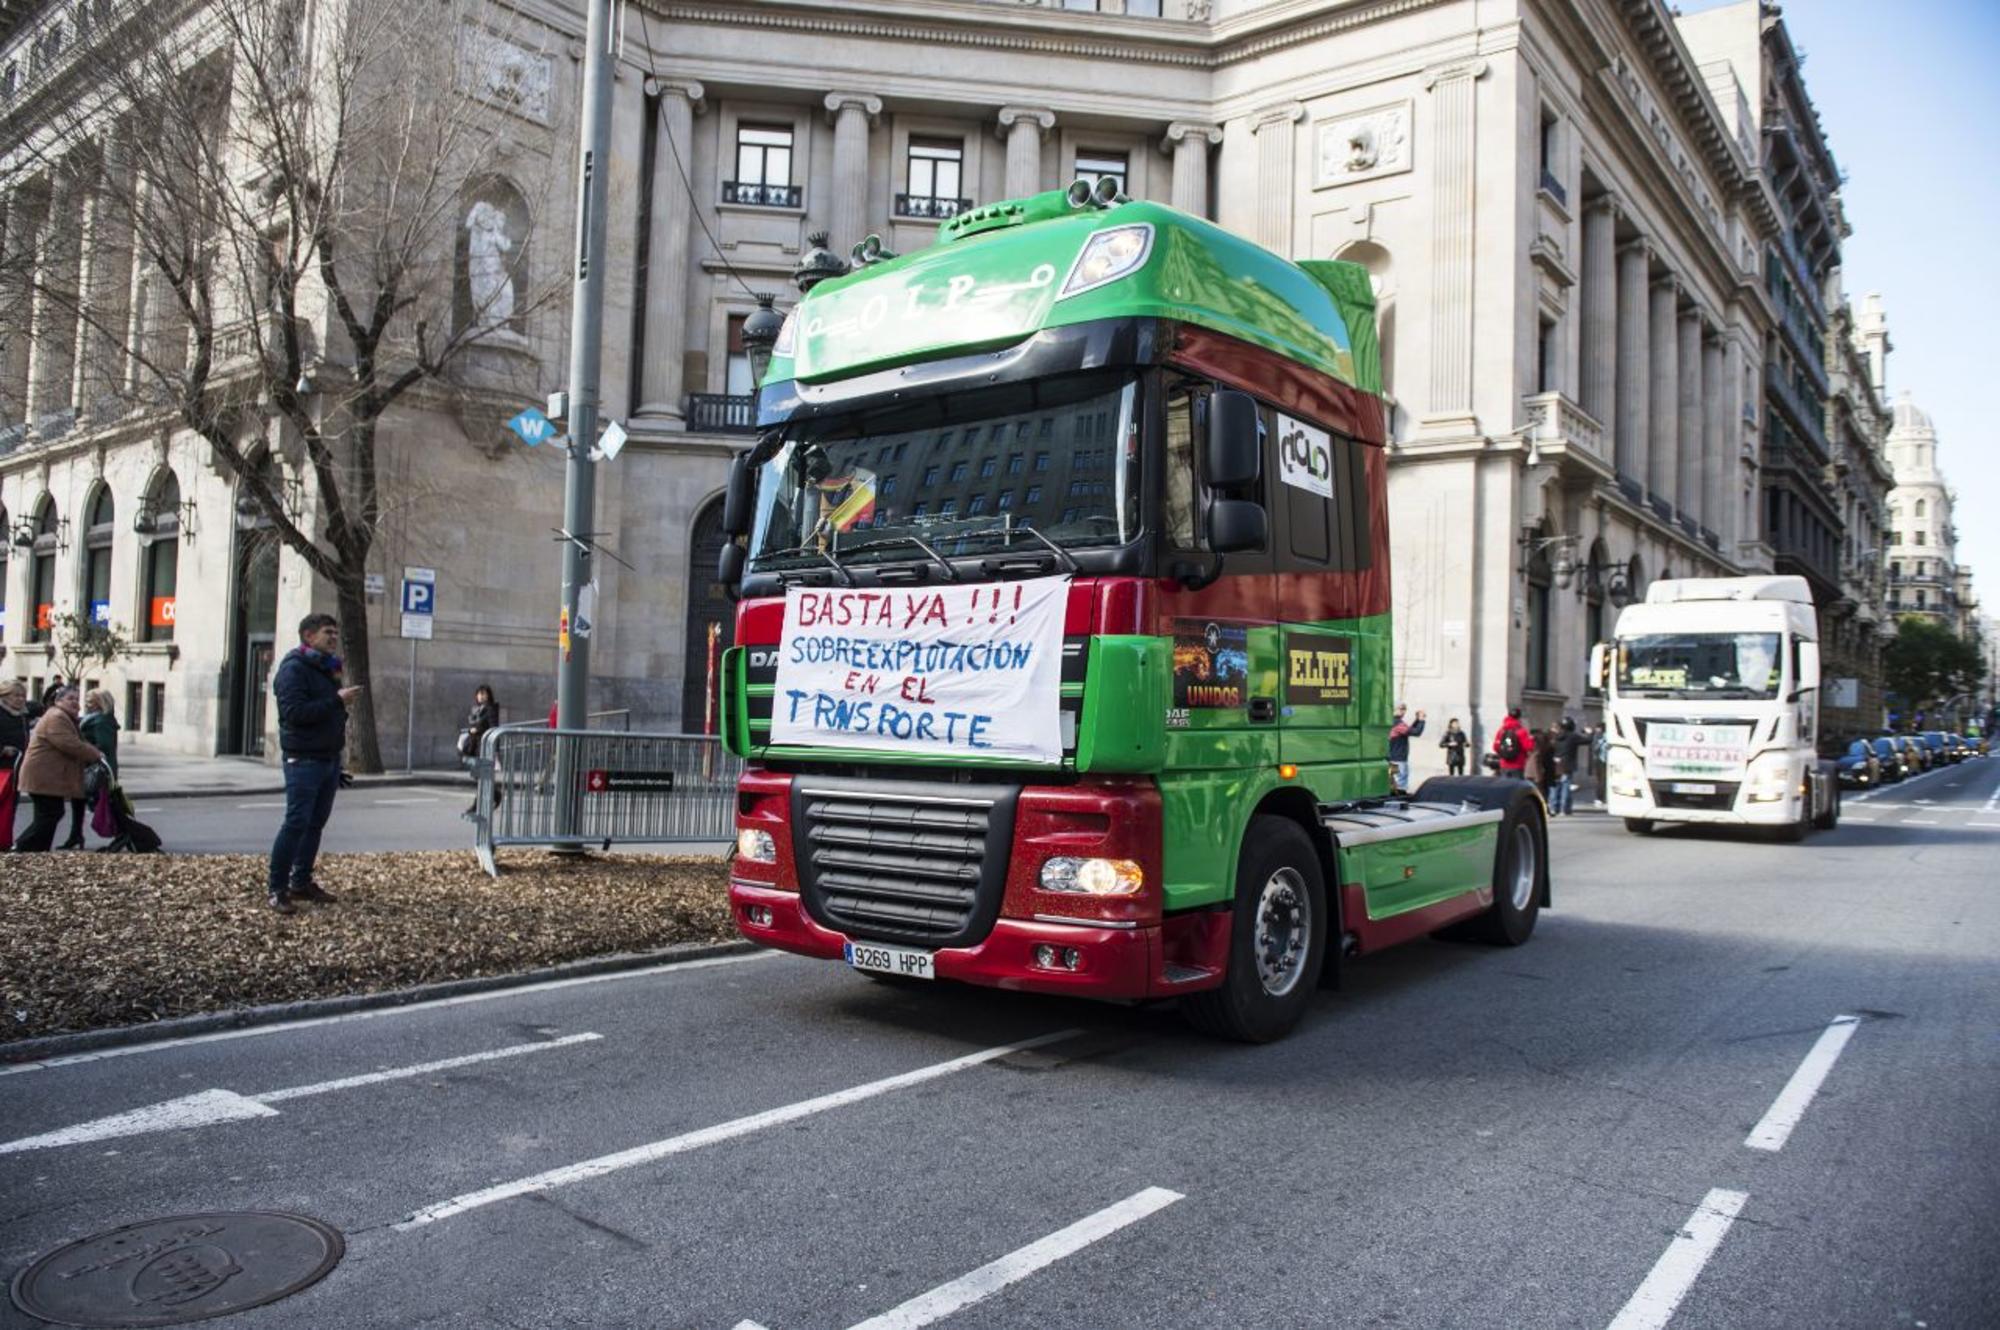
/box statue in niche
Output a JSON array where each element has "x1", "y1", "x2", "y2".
[{"x1": 463, "y1": 200, "x2": 516, "y2": 332}]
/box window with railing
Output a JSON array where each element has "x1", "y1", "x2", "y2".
[
  {"x1": 725, "y1": 124, "x2": 798, "y2": 208},
  {"x1": 1075, "y1": 149, "x2": 1128, "y2": 196},
  {"x1": 899, "y1": 136, "x2": 968, "y2": 220}
]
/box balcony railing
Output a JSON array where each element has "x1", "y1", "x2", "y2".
[
  {"x1": 721, "y1": 181, "x2": 801, "y2": 209},
  {"x1": 895, "y1": 194, "x2": 974, "y2": 221},
  {"x1": 686, "y1": 392, "x2": 756, "y2": 434}
]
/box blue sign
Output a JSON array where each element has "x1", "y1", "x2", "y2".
[
  {"x1": 507, "y1": 407, "x2": 555, "y2": 447},
  {"x1": 89, "y1": 599, "x2": 112, "y2": 627},
  {"x1": 402, "y1": 580, "x2": 435, "y2": 615}
]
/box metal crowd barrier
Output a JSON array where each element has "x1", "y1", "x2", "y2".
[{"x1": 469, "y1": 721, "x2": 742, "y2": 876}]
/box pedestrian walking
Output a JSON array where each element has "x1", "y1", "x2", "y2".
[
  {"x1": 0, "y1": 680, "x2": 29, "y2": 852},
  {"x1": 1550, "y1": 717, "x2": 1585, "y2": 815},
  {"x1": 266, "y1": 613, "x2": 364, "y2": 914},
  {"x1": 11, "y1": 688, "x2": 103, "y2": 853},
  {"x1": 460, "y1": 683, "x2": 502, "y2": 816},
  {"x1": 80, "y1": 690, "x2": 120, "y2": 775},
  {"x1": 1439, "y1": 718, "x2": 1470, "y2": 776},
  {"x1": 1493, "y1": 705, "x2": 1535, "y2": 778},
  {"x1": 1387, "y1": 703, "x2": 1425, "y2": 793}
]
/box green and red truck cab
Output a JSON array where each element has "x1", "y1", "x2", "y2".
[{"x1": 719, "y1": 184, "x2": 1547, "y2": 1041}]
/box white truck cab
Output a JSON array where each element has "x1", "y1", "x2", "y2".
[{"x1": 1590, "y1": 575, "x2": 1839, "y2": 839}]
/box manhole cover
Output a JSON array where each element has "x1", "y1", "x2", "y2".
[{"x1": 10, "y1": 1212, "x2": 343, "y2": 1328}]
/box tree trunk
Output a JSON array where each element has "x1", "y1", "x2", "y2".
[{"x1": 336, "y1": 578, "x2": 385, "y2": 773}]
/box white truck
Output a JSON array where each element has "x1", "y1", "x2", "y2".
[{"x1": 1591, "y1": 575, "x2": 1840, "y2": 840}]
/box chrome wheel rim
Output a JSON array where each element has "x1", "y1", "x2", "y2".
[
  {"x1": 1509, "y1": 823, "x2": 1537, "y2": 911},
  {"x1": 1254, "y1": 867, "x2": 1311, "y2": 997}
]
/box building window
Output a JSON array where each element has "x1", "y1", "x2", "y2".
[
  {"x1": 146, "y1": 682, "x2": 164, "y2": 734},
  {"x1": 1915, "y1": 498, "x2": 1926, "y2": 518},
  {"x1": 125, "y1": 681, "x2": 141, "y2": 731},
  {"x1": 900, "y1": 137, "x2": 967, "y2": 219},
  {"x1": 1525, "y1": 540, "x2": 1554, "y2": 691},
  {"x1": 1075, "y1": 149, "x2": 1127, "y2": 196},
  {"x1": 1125, "y1": 0, "x2": 1162, "y2": 13},
  {"x1": 978, "y1": 455, "x2": 997, "y2": 478},
  {"x1": 1537, "y1": 107, "x2": 1565, "y2": 205},
  {"x1": 142, "y1": 506, "x2": 179, "y2": 644},
  {"x1": 1537, "y1": 317, "x2": 1559, "y2": 395},
  {"x1": 725, "y1": 124, "x2": 798, "y2": 208},
  {"x1": 1915, "y1": 531, "x2": 1926, "y2": 546},
  {"x1": 82, "y1": 486, "x2": 114, "y2": 627},
  {"x1": 29, "y1": 496, "x2": 59, "y2": 644},
  {"x1": 724, "y1": 314, "x2": 752, "y2": 396}
]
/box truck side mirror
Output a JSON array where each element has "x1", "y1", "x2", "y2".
[
  {"x1": 1796, "y1": 639, "x2": 1821, "y2": 693},
  {"x1": 717, "y1": 541, "x2": 745, "y2": 600},
  {"x1": 1208, "y1": 499, "x2": 1266, "y2": 554},
  {"x1": 1207, "y1": 390, "x2": 1262, "y2": 490},
  {"x1": 721, "y1": 452, "x2": 754, "y2": 538},
  {"x1": 1589, "y1": 643, "x2": 1609, "y2": 690}
]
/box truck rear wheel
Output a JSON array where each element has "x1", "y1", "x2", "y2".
[
  {"x1": 1182, "y1": 816, "x2": 1327, "y2": 1044},
  {"x1": 1471, "y1": 788, "x2": 1545, "y2": 946}
]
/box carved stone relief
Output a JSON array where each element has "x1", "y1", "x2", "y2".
[
  {"x1": 1314, "y1": 102, "x2": 1412, "y2": 189},
  {"x1": 457, "y1": 25, "x2": 554, "y2": 126}
]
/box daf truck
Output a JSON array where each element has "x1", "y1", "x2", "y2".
[
  {"x1": 1593, "y1": 575, "x2": 1840, "y2": 839},
  {"x1": 716, "y1": 183, "x2": 1550, "y2": 1042}
]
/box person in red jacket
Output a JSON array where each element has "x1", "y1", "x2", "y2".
[{"x1": 1493, "y1": 705, "x2": 1535, "y2": 777}]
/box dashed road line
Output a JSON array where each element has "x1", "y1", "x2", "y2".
[
  {"x1": 395, "y1": 1029, "x2": 1084, "y2": 1230},
  {"x1": 1745, "y1": 1014, "x2": 1860, "y2": 1152},
  {"x1": 0, "y1": 1034, "x2": 603, "y2": 1154},
  {"x1": 1902, "y1": 818, "x2": 1942, "y2": 826},
  {"x1": 733, "y1": 1187, "x2": 1184, "y2": 1330},
  {"x1": 1605, "y1": 1189, "x2": 1750, "y2": 1330}
]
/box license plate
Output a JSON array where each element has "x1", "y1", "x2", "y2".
[
  {"x1": 844, "y1": 941, "x2": 935, "y2": 980},
  {"x1": 1671, "y1": 782, "x2": 1717, "y2": 795}
]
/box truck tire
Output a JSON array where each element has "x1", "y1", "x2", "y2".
[
  {"x1": 1182, "y1": 816, "x2": 1327, "y2": 1044},
  {"x1": 1813, "y1": 778, "x2": 1840, "y2": 831},
  {"x1": 1775, "y1": 801, "x2": 1810, "y2": 842},
  {"x1": 1470, "y1": 787, "x2": 1546, "y2": 946},
  {"x1": 1623, "y1": 818, "x2": 1654, "y2": 835}
]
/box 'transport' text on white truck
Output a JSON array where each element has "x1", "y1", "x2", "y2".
[{"x1": 1590, "y1": 575, "x2": 1840, "y2": 840}]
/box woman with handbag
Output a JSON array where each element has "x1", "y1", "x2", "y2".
[{"x1": 13, "y1": 687, "x2": 103, "y2": 853}]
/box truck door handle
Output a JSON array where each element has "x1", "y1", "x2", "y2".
[{"x1": 1248, "y1": 697, "x2": 1277, "y2": 723}]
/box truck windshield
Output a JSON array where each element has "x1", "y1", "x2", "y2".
[
  {"x1": 747, "y1": 369, "x2": 1141, "y2": 573},
  {"x1": 1616, "y1": 632, "x2": 1783, "y2": 699}
]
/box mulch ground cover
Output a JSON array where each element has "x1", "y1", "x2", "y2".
[{"x1": 0, "y1": 851, "x2": 734, "y2": 1046}]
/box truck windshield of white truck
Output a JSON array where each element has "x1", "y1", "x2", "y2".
[{"x1": 1617, "y1": 632, "x2": 1782, "y2": 699}]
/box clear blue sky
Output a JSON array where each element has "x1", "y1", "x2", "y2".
[{"x1": 1683, "y1": 0, "x2": 2000, "y2": 610}]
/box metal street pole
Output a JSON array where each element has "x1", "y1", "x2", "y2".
[{"x1": 555, "y1": 0, "x2": 615, "y2": 845}]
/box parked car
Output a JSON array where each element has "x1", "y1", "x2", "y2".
[
  {"x1": 1883, "y1": 734, "x2": 1928, "y2": 774},
  {"x1": 1824, "y1": 737, "x2": 1880, "y2": 789},
  {"x1": 1946, "y1": 732, "x2": 1975, "y2": 762},
  {"x1": 1869, "y1": 736, "x2": 1908, "y2": 782},
  {"x1": 1919, "y1": 731, "x2": 1956, "y2": 766}
]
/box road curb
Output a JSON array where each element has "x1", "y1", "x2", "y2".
[
  {"x1": 129, "y1": 773, "x2": 467, "y2": 801},
  {"x1": 0, "y1": 939, "x2": 756, "y2": 1065}
]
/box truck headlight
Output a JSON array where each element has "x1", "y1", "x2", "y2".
[
  {"x1": 1059, "y1": 225, "x2": 1153, "y2": 298},
  {"x1": 1608, "y1": 750, "x2": 1644, "y2": 798},
  {"x1": 737, "y1": 828, "x2": 777, "y2": 863},
  {"x1": 1744, "y1": 754, "x2": 1793, "y2": 803},
  {"x1": 1039, "y1": 856, "x2": 1144, "y2": 896}
]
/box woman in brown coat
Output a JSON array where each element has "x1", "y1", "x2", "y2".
[{"x1": 13, "y1": 687, "x2": 103, "y2": 853}]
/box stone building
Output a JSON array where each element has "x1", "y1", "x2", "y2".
[
  {"x1": 1817, "y1": 284, "x2": 1893, "y2": 734},
  {"x1": 1884, "y1": 394, "x2": 1963, "y2": 630},
  {"x1": 5, "y1": 0, "x2": 1850, "y2": 767}
]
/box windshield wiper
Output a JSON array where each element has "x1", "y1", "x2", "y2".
[
  {"x1": 950, "y1": 521, "x2": 1080, "y2": 574},
  {"x1": 838, "y1": 532, "x2": 960, "y2": 582},
  {"x1": 753, "y1": 542, "x2": 853, "y2": 586}
]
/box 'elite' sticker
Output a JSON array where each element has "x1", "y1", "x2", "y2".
[{"x1": 1285, "y1": 631, "x2": 1353, "y2": 706}]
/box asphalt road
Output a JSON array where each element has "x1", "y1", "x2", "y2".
[{"x1": 4, "y1": 758, "x2": 1997, "y2": 1329}]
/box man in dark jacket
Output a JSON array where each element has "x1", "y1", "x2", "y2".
[
  {"x1": 266, "y1": 613, "x2": 363, "y2": 913},
  {"x1": 1387, "y1": 703, "x2": 1426, "y2": 793}
]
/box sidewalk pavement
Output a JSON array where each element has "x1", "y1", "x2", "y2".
[{"x1": 114, "y1": 744, "x2": 464, "y2": 800}]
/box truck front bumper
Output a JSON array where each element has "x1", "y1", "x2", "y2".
[
  {"x1": 730, "y1": 880, "x2": 1196, "y2": 1000},
  {"x1": 1606, "y1": 789, "x2": 1801, "y2": 825}
]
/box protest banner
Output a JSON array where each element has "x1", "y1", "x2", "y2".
[{"x1": 770, "y1": 575, "x2": 1070, "y2": 763}]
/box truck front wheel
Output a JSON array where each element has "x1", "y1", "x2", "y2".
[
  {"x1": 1182, "y1": 816, "x2": 1327, "y2": 1044},
  {"x1": 1623, "y1": 818, "x2": 1654, "y2": 835},
  {"x1": 1813, "y1": 777, "x2": 1841, "y2": 831}
]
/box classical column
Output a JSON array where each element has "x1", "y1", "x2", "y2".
[
  {"x1": 597, "y1": 67, "x2": 648, "y2": 423},
  {"x1": 0, "y1": 187, "x2": 39, "y2": 424},
  {"x1": 1722, "y1": 335, "x2": 1748, "y2": 553},
  {"x1": 1249, "y1": 101, "x2": 1304, "y2": 256},
  {"x1": 1161, "y1": 121, "x2": 1222, "y2": 217},
  {"x1": 1613, "y1": 240, "x2": 1651, "y2": 486},
  {"x1": 635, "y1": 79, "x2": 705, "y2": 424},
  {"x1": 74, "y1": 141, "x2": 134, "y2": 423},
  {"x1": 1676, "y1": 305, "x2": 1703, "y2": 525},
  {"x1": 827, "y1": 92, "x2": 883, "y2": 253},
  {"x1": 1420, "y1": 60, "x2": 1485, "y2": 427},
  {"x1": 1702, "y1": 330, "x2": 1726, "y2": 541},
  {"x1": 1646, "y1": 275, "x2": 1679, "y2": 508},
  {"x1": 995, "y1": 105, "x2": 1054, "y2": 201},
  {"x1": 1579, "y1": 198, "x2": 1618, "y2": 433},
  {"x1": 24, "y1": 168, "x2": 80, "y2": 427}
]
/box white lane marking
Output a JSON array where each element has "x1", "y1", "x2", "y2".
[
  {"x1": 844, "y1": 1187, "x2": 1184, "y2": 1330},
  {"x1": 235, "y1": 801, "x2": 287, "y2": 809},
  {"x1": 1970, "y1": 821, "x2": 2000, "y2": 829},
  {"x1": 1745, "y1": 1014, "x2": 1861, "y2": 1152},
  {"x1": 0, "y1": 952, "x2": 772, "y2": 1077},
  {"x1": 1605, "y1": 1189, "x2": 1750, "y2": 1330},
  {"x1": 1840, "y1": 815, "x2": 1877, "y2": 823},
  {"x1": 369, "y1": 797, "x2": 443, "y2": 805},
  {"x1": 1902, "y1": 818, "x2": 1941, "y2": 826},
  {"x1": 395, "y1": 1029, "x2": 1084, "y2": 1230},
  {"x1": 0, "y1": 1035, "x2": 602, "y2": 1154}
]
